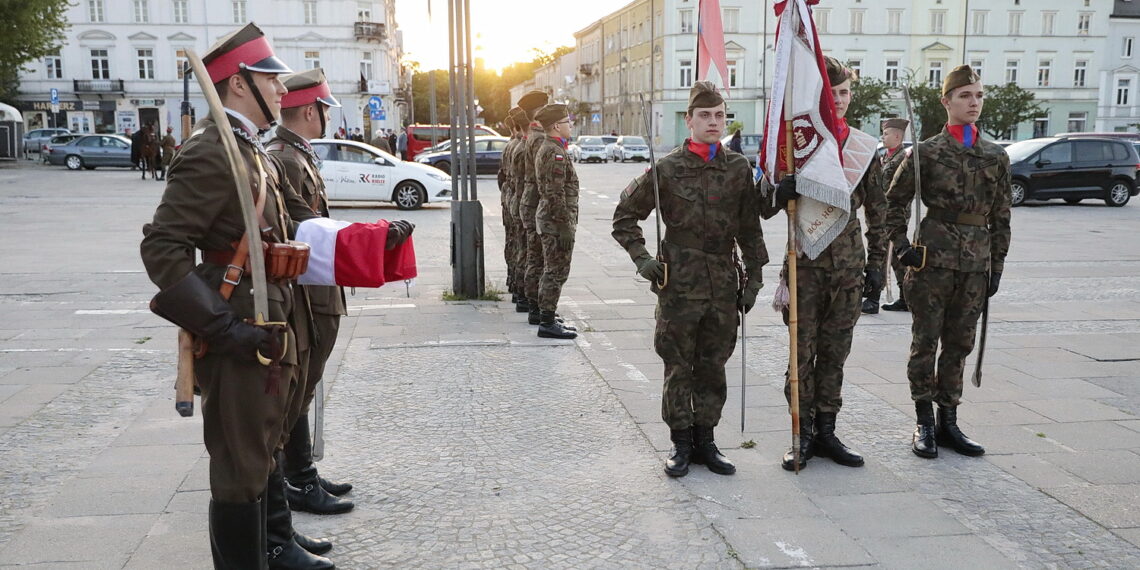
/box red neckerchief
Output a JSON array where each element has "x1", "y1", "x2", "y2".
[
  {"x1": 836, "y1": 117, "x2": 850, "y2": 146},
  {"x1": 686, "y1": 139, "x2": 719, "y2": 162},
  {"x1": 947, "y1": 123, "x2": 978, "y2": 148},
  {"x1": 556, "y1": 137, "x2": 569, "y2": 149},
  {"x1": 886, "y1": 146, "x2": 899, "y2": 159}
]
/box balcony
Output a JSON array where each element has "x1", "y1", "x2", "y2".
[
  {"x1": 73, "y1": 79, "x2": 124, "y2": 93},
  {"x1": 355, "y1": 21, "x2": 387, "y2": 42}
]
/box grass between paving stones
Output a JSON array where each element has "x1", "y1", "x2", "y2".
[{"x1": 442, "y1": 285, "x2": 504, "y2": 302}]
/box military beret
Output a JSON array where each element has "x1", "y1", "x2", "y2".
[
  {"x1": 535, "y1": 103, "x2": 570, "y2": 129},
  {"x1": 942, "y1": 64, "x2": 981, "y2": 96},
  {"x1": 508, "y1": 106, "x2": 528, "y2": 127},
  {"x1": 687, "y1": 81, "x2": 724, "y2": 113},
  {"x1": 203, "y1": 22, "x2": 291, "y2": 83},
  {"x1": 518, "y1": 90, "x2": 550, "y2": 115},
  {"x1": 280, "y1": 68, "x2": 341, "y2": 109},
  {"x1": 824, "y1": 56, "x2": 855, "y2": 86},
  {"x1": 882, "y1": 117, "x2": 910, "y2": 131}
]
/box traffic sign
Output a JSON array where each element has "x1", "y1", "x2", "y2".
[
  {"x1": 50, "y1": 88, "x2": 59, "y2": 105},
  {"x1": 368, "y1": 96, "x2": 383, "y2": 111},
  {"x1": 591, "y1": 113, "x2": 601, "y2": 124}
]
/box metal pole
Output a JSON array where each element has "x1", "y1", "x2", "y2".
[
  {"x1": 447, "y1": 0, "x2": 459, "y2": 200},
  {"x1": 464, "y1": 0, "x2": 478, "y2": 201}
]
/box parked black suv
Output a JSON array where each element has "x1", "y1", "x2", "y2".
[{"x1": 1006, "y1": 137, "x2": 1139, "y2": 207}]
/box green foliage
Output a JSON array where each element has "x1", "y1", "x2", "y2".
[
  {"x1": 441, "y1": 285, "x2": 503, "y2": 302},
  {"x1": 0, "y1": 0, "x2": 71, "y2": 103},
  {"x1": 977, "y1": 83, "x2": 1045, "y2": 139},
  {"x1": 727, "y1": 120, "x2": 743, "y2": 135},
  {"x1": 846, "y1": 77, "x2": 894, "y2": 130},
  {"x1": 904, "y1": 81, "x2": 946, "y2": 140}
]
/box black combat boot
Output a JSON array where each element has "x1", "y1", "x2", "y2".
[
  {"x1": 936, "y1": 405, "x2": 985, "y2": 456},
  {"x1": 812, "y1": 412, "x2": 864, "y2": 467},
  {"x1": 882, "y1": 296, "x2": 908, "y2": 312},
  {"x1": 861, "y1": 298, "x2": 879, "y2": 314},
  {"x1": 319, "y1": 477, "x2": 352, "y2": 497},
  {"x1": 284, "y1": 417, "x2": 354, "y2": 515},
  {"x1": 664, "y1": 428, "x2": 694, "y2": 477},
  {"x1": 527, "y1": 300, "x2": 541, "y2": 324},
  {"x1": 209, "y1": 499, "x2": 267, "y2": 570},
  {"x1": 691, "y1": 425, "x2": 736, "y2": 475},
  {"x1": 293, "y1": 533, "x2": 332, "y2": 556},
  {"x1": 515, "y1": 297, "x2": 530, "y2": 313},
  {"x1": 913, "y1": 400, "x2": 938, "y2": 458},
  {"x1": 781, "y1": 414, "x2": 815, "y2": 471},
  {"x1": 267, "y1": 462, "x2": 336, "y2": 569},
  {"x1": 537, "y1": 310, "x2": 577, "y2": 339}
]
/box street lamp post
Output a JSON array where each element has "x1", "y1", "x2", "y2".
[{"x1": 447, "y1": 0, "x2": 484, "y2": 298}]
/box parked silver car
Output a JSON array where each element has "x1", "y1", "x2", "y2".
[
  {"x1": 570, "y1": 136, "x2": 609, "y2": 163},
  {"x1": 610, "y1": 136, "x2": 651, "y2": 162},
  {"x1": 45, "y1": 134, "x2": 133, "y2": 170},
  {"x1": 22, "y1": 128, "x2": 71, "y2": 155}
]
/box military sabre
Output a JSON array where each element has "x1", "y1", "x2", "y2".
[
  {"x1": 637, "y1": 93, "x2": 668, "y2": 289},
  {"x1": 900, "y1": 85, "x2": 927, "y2": 270}
]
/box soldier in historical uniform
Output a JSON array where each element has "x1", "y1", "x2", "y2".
[
  {"x1": 885, "y1": 64, "x2": 1012, "y2": 459},
  {"x1": 533, "y1": 103, "x2": 579, "y2": 339},
  {"x1": 515, "y1": 90, "x2": 551, "y2": 325},
  {"x1": 612, "y1": 82, "x2": 766, "y2": 477},
  {"x1": 140, "y1": 23, "x2": 316, "y2": 568},
  {"x1": 760, "y1": 57, "x2": 887, "y2": 471},
  {"x1": 498, "y1": 110, "x2": 521, "y2": 305},
  {"x1": 159, "y1": 126, "x2": 177, "y2": 180},
  {"x1": 863, "y1": 117, "x2": 911, "y2": 314}
]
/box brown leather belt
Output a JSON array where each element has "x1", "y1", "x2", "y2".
[
  {"x1": 925, "y1": 206, "x2": 987, "y2": 227},
  {"x1": 201, "y1": 248, "x2": 246, "y2": 298},
  {"x1": 664, "y1": 231, "x2": 734, "y2": 254}
]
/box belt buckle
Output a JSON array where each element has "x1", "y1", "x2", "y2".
[
  {"x1": 913, "y1": 244, "x2": 928, "y2": 272},
  {"x1": 223, "y1": 264, "x2": 244, "y2": 286}
]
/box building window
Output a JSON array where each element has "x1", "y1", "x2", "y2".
[
  {"x1": 1124, "y1": 37, "x2": 1134, "y2": 59},
  {"x1": 133, "y1": 0, "x2": 149, "y2": 23},
  {"x1": 1005, "y1": 59, "x2": 1019, "y2": 85},
  {"x1": 970, "y1": 59, "x2": 984, "y2": 81},
  {"x1": 360, "y1": 52, "x2": 373, "y2": 81},
  {"x1": 1078, "y1": 12, "x2": 1091, "y2": 35},
  {"x1": 679, "y1": 58, "x2": 692, "y2": 88},
  {"x1": 1074, "y1": 60, "x2": 1087, "y2": 88},
  {"x1": 1009, "y1": 12, "x2": 1022, "y2": 36},
  {"x1": 1033, "y1": 117, "x2": 1049, "y2": 138},
  {"x1": 848, "y1": 59, "x2": 862, "y2": 79},
  {"x1": 1037, "y1": 59, "x2": 1051, "y2": 87},
  {"x1": 172, "y1": 0, "x2": 188, "y2": 23},
  {"x1": 304, "y1": 0, "x2": 317, "y2": 25},
  {"x1": 931, "y1": 10, "x2": 946, "y2": 34},
  {"x1": 232, "y1": 0, "x2": 246, "y2": 23},
  {"x1": 928, "y1": 61, "x2": 943, "y2": 88},
  {"x1": 816, "y1": 9, "x2": 829, "y2": 34},
  {"x1": 304, "y1": 51, "x2": 320, "y2": 70},
  {"x1": 726, "y1": 60, "x2": 738, "y2": 88},
  {"x1": 45, "y1": 50, "x2": 62, "y2": 79},
  {"x1": 1041, "y1": 12, "x2": 1055, "y2": 36},
  {"x1": 885, "y1": 59, "x2": 899, "y2": 87},
  {"x1": 723, "y1": 8, "x2": 739, "y2": 33},
  {"x1": 971, "y1": 11, "x2": 987, "y2": 35},
  {"x1": 888, "y1": 10, "x2": 902, "y2": 35},
  {"x1": 137, "y1": 49, "x2": 155, "y2": 80},
  {"x1": 850, "y1": 10, "x2": 864, "y2": 34},
  {"x1": 679, "y1": 10, "x2": 693, "y2": 33},
  {"x1": 1117, "y1": 79, "x2": 1130, "y2": 106},
  {"x1": 88, "y1": 0, "x2": 104, "y2": 22},
  {"x1": 1067, "y1": 111, "x2": 1087, "y2": 132},
  {"x1": 176, "y1": 49, "x2": 188, "y2": 79},
  {"x1": 90, "y1": 49, "x2": 110, "y2": 80},
  {"x1": 357, "y1": 2, "x2": 371, "y2": 20}
]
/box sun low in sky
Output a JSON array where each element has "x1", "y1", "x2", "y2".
[{"x1": 397, "y1": 0, "x2": 617, "y2": 72}]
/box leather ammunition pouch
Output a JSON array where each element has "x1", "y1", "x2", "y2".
[{"x1": 203, "y1": 240, "x2": 310, "y2": 284}]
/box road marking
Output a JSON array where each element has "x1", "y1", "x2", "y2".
[
  {"x1": 75, "y1": 309, "x2": 150, "y2": 315},
  {"x1": 351, "y1": 304, "x2": 417, "y2": 311}
]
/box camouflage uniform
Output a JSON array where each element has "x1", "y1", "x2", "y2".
[
  {"x1": 885, "y1": 126, "x2": 1012, "y2": 407},
  {"x1": 520, "y1": 124, "x2": 547, "y2": 303},
  {"x1": 760, "y1": 138, "x2": 887, "y2": 419},
  {"x1": 866, "y1": 147, "x2": 909, "y2": 303},
  {"x1": 535, "y1": 137, "x2": 579, "y2": 312},
  {"x1": 499, "y1": 134, "x2": 521, "y2": 294},
  {"x1": 509, "y1": 135, "x2": 531, "y2": 283},
  {"x1": 613, "y1": 144, "x2": 766, "y2": 429}
]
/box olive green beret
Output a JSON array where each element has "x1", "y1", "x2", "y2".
[
  {"x1": 824, "y1": 56, "x2": 854, "y2": 86},
  {"x1": 882, "y1": 117, "x2": 910, "y2": 131},
  {"x1": 518, "y1": 90, "x2": 550, "y2": 115},
  {"x1": 687, "y1": 81, "x2": 724, "y2": 113},
  {"x1": 942, "y1": 64, "x2": 981, "y2": 96},
  {"x1": 535, "y1": 103, "x2": 569, "y2": 128}
]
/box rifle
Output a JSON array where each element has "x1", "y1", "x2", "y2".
[{"x1": 637, "y1": 93, "x2": 667, "y2": 288}]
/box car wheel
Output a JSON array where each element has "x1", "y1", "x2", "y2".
[
  {"x1": 65, "y1": 155, "x2": 83, "y2": 170},
  {"x1": 1105, "y1": 181, "x2": 1132, "y2": 207},
  {"x1": 1064, "y1": 198, "x2": 1082, "y2": 205},
  {"x1": 435, "y1": 160, "x2": 451, "y2": 174},
  {"x1": 1010, "y1": 180, "x2": 1027, "y2": 206},
  {"x1": 394, "y1": 180, "x2": 426, "y2": 210}
]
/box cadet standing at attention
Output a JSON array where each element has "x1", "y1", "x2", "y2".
[
  {"x1": 864, "y1": 117, "x2": 912, "y2": 314},
  {"x1": 516, "y1": 90, "x2": 552, "y2": 327},
  {"x1": 532, "y1": 103, "x2": 579, "y2": 340},
  {"x1": 761, "y1": 57, "x2": 887, "y2": 471},
  {"x1": 498, "y1": 108, "x2": 522, "y2": 306},
  {"x1": 886, "y1": 65, "x2": 1012, "y2": 459},
  {"x1": 612, "y1": 82, "x2": 766, "y2": 478}
]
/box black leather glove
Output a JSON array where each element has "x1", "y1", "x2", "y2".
[
  {"x1": 149, "y1": 272, "x2": 272, "y2": 361},
  {"x1": 896, "y1": 242, "x2": 924, "y2": 268},
  {"x1": 737, "y1": 280, "x2": 762, "y2": 314},
  {"x1": 775, "y1": 175, "x2": 799, "y2": 207},
  {"x1": 635, "y1": 256, "x2": 666, "y2": 282},
  {"x1": 863, "y1": 268, "x2": 884, "y2": 296},
  {"x1": 988, "y1": 271, "x2": 1002, "y2": 297},
  {"x1": 385, "y1": 220, "x2": 415, "y2": 250}
]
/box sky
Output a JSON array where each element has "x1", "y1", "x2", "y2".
[{"x1": 396, "y1": 0, "x2": 618, "y2": 72}]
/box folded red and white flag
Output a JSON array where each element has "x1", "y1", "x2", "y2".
[{"x1": 295, "y1": 218, "x2": 417, "y2": 288}]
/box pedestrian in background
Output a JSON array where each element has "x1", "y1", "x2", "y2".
[
  {"x1": 371, "y1": 130, "x2": 392, "y2": 154},
  {"x1": 396, "y1": 127, "x2": 408, "y2": 160},
  {"x1": 728, "y1": 129, "x2": 743, "y2": 154}
]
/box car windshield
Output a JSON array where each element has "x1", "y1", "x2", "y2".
[
  {"x1": 1005, "y1": 139, "x2": 1052, "y2": 162},
  {"x1": 623, "y1": 137, "x2": 645, "y2": 145},
  {"x1": 580, "y1": 137, "x2": 602, "y2": 145},
  {"x1": 602, "y1": 136, "x2": 617, "y2": 144}
]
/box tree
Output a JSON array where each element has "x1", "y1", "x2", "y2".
[
  {"x1": 905, "y1": 81, "x2": 946, "y2": 140},
  {"x1": 0, "y1": 0, "x2": 71, "y2": 103},
  {"x1": 977, "y1": 83, "x2": 1045, "y2": 139},
  {"x1": 845, "y1": 76, "x2": 893, "y2": 130}
]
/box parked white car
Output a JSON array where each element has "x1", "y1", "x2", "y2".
[
  {"x1": 311, "y1": 138, "x2": 451, "y2": 209},
  {"x1": 570, "y1": 135, "x2": 609, "y2": 163},
  {"x1": 610, "y1": 136, "x2": 651, "y2": 162}
]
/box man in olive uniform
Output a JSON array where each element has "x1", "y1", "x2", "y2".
[
  {"x1": 885, "y1": 65, "x2": 1011, "y2": 459},
  {"x1": 533, "y1": 103, "x2": 579, "y2": 339},
  {"x1": 498, "y1": 110, "x2": 520, "y2": 304},
  {"x1": 159, "y1": 126, "x2": 176, "y2": 180},
  {"x1": 863, "y1": 117, "x2": 911, "y2": 314},
  {"x1": 516, "y1": 90, "x2": 550, "y2": 326},
  {"x1": 612, "y1": 82, "x2": 766, "y2": 477},
  {"x1": 506, "y1": 107, "x2": 532, "y2": 313},
  {"x1": 140, "y1": 23, "x2": 314, "y2": 568},
  {"x1": 761, "y1": 57, "x2": 887, "y2": 471}
]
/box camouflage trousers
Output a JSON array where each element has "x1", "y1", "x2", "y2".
[
  {"x1": 538, "y1": 232, "x2": 574, "y2": 312},
  {"x1": 903, "y1": 267, "x2": 987, "y2": 407},
  {"x1": 501, "y1": 196, "x2": 519, "y2": 294},
  {"x1": 519, "y1": 202, "x2": 544, "y2": 302},
  {"x1": 509, "y1": 201, "x2": 528, "y2": 294},
  {"x1": 655, "y1": 293, "x2": 739, "y2": 430},
  {"x1": 783, "y1": 266, "x2": 863, "y2": 418}
]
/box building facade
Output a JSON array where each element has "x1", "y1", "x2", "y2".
[
  {"x1": 15, "y1": 0, "x2": 407, "y2": 140},
  {"x1": 1097, "y1": 1, "x2": 1140, "y2": 132}
]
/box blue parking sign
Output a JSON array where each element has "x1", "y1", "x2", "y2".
[{"x1": 50, "y1": 88, "x2": 59, "y2": 105}]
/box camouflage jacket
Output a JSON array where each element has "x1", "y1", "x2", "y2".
[
  {"x1": 509, "y1": 133, "x2": 529, "y2": 215},
  {"x1": 885, "y1": 126, "x2": 1012, "y2": 273},
  {"x1": 534, "y1": 137, "x2": 579, "y2": 234},
  {"x1": 519, "y1": 124, "x2": 546, "y2": 208},
  {"x1": 499, "y1": 135, "x2": 521, "y2": 209},
  {"x1": 881, "y1": 146, "x2": 907, "y2": 183},
  {"x1": 612, "y1": 142, "x2": 767, "y2": 301},
  {"x1": 758, "y1": 139, "x2": 888, "y2": 270}
]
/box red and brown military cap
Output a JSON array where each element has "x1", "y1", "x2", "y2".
[
  {"x1": 281, "y1": 68, "x2": 341, "y2": 109},
  {"x1": 203, "y1": 22, "x2": 292, "y2": 83}
]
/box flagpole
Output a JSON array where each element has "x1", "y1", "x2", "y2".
[
  {"x1": 783, "y1": 4, "x2": 801, "y2": 475},
  {"x1": 695, "y1": 0, "x2": 702, "y2": 79}
]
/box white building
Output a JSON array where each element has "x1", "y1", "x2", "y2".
[
  {"x1": 15, "y1": 0, "x2": 407, "y2": 140},
  {"x1": 1097, "y1": 0, "x2": 1140, "y2": 132}
]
